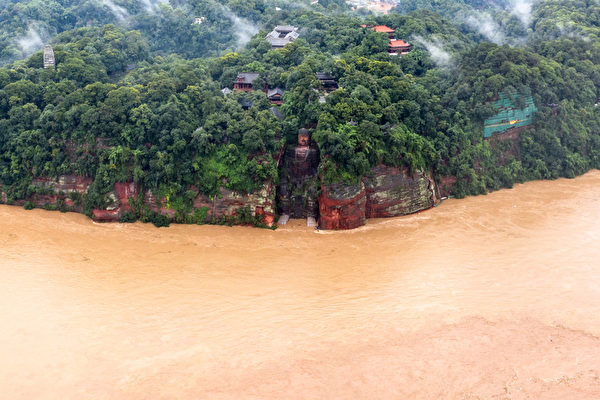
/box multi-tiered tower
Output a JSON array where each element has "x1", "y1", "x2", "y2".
[{"x1": 43, "y1": 45, "x2": 55, "y2": 69}]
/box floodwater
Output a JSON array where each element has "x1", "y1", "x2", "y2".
[{"x1": 2, "y1": 172, "x2": 600, "y2": 399}]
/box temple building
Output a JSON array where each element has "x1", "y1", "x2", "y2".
[
  {"x1": 233, "y1": 72, "x2": 260, "y2": 92},
  {"x1": 371, "y1": 25, "x2": 395, "y2": 39},
  {"x1": 361, "y1": 24, "x2": 411, "y2": 56},
  {"x1": 315, "y1": 72, "x2": 338, "y2": 93},
  {"x1": 43, "y1": 45, "x2": 55, "y2": 69},
  {"x1": 389, "y1": 39, "x2": 410, "y2": 55},
  {"x1": 267, "y1": 88, "x2": 284, "y2": 105},
  {"x1": 265, "y1": 25, "x2": 299, "y2": 49}
]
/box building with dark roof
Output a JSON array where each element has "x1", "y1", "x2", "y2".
[
  {"x1": 265, "y1": 26, "x2": 299, "y2": 49},
  {"x1": 267, "y1": 88, "x2": 285, "y2": 105},
  {"x1": 315, "y1": 73, "x2": 338, "y2": 92},
  {"x1": 233, "y1": 72, "x2": 260, "y2": 92}
]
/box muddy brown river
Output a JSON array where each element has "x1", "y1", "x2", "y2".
[{"x1": 2, "y1": 171, "x2": 600, "y2": 399}]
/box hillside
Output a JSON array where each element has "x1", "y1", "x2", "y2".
[{"x1": 1, "y1": 0, "x2": 600, "y2": 228}]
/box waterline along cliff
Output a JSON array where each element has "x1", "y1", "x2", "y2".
[{"x1": 0, "y1": 128, "x2": 439, "y2": 230}]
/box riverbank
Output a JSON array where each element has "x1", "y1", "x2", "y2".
[{"x1": 1, "y1": 171, "x2": 600, "y2": 399}]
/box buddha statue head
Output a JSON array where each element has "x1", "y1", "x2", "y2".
[{"x1": 298, "y1": 128, "x2": 310, "y2": 147}]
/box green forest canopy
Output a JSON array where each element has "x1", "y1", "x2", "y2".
[{"x1": 2, "y1": 0, "x2": 600, "y2": 221}]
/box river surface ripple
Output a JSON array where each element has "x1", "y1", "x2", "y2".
[{"x1": 2, "y1": 171, "x2": 600, "y2": 399}]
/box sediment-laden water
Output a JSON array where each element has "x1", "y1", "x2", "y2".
[{"x1": 1, "y1": 171, "x2": 600, "y2": 399}]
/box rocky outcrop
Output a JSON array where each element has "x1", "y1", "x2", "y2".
[
  {"x1": 6, "y1": 164, "x2": 438, "y2": 230},
  {"x1": 318, "y1": 182, "x2": 366, "y2": 230},
  {"x1": 92, "y1": 181, "x2": 277, "y2": 226},
  {"x1": 318, "y1": 166, "x2": 438, "y2": 230},
  {"x1": 31, "y1": 175, "x2": 92, "y2": 194},
  {"x1": 92, "y1": 208, "x2": 122, "y2": 222},
  {"x1": 192, "y1": 183, "x2": 277, "y2": 226},
  {"x1": 364, "y1": 165, "x2": 437, "y2": 218},
  {"x1": 92, "y1": 182, "x2": 139, "y2": 222},
  {"x1": 485, "y1": 125, "x2": 526, "y2": 165},
  {"x1": 26, "y1": 175, "x2": 92, "y2": 211}
]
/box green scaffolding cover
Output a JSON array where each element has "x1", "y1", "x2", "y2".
[{"x1": 484, "y1": 92, "x2": 537, "y2": 138}]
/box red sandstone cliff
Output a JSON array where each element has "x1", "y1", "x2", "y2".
[
  {"x1": 364, "y1": 165, "x2": 437, "y2": 218},
  {"x1": 4, "y1": 165, "x2": 438, "y2": 230},
  {"x1": 319, "y1": 182, "x2": 367, "y2": 230},
  {"x1": 29, "y1": 175, "x2": 92, "y2": 212},
  {"x1": 318, "y1": 166, "x2": 439, "y2": 230},
  {"x1": 143, "y1": 183, "x2": 277, "y2": 227}
]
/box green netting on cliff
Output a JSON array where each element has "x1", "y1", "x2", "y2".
[{"x1": 484, "y1": 92, "x2": 537, "y2": 138}]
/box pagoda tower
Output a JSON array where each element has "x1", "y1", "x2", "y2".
[{"x1": 43, "y1": 45, "x2": 55, "y2": 69}]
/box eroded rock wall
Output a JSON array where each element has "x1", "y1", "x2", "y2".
[
  {"x1": 364, "y1": 165, "x2": 436, "y2": 218},
  {"x1": 93, "y1": 182, "x2": 139, "y2": 222},
  {"x1": 27, "y1": 175, "x2": 92, "y2": 211},
  {"x1": 94, "y1": 181, "x2": 276, "y2": 226},
  {"x1": 190, "y1": 183, "x2": 277, "y2": 226},
  {"x1": 318, "y1": 182, "x2": 366, "y2": 230},
  {"x1": 318, "y1": 166, "x2": 438, "y2": 230}
]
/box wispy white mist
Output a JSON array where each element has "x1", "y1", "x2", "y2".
[
  {"x1": 16, "y1": 27, "x2": 44, "y2": 56},
  {"x1": 222, "y1": 7, "x2": 258, "y2": 47},
  {"x1": 556, "y1": 22, "x2": 590, "y2": 42},
  {"x1": 509, "y1": 0, "x2": 537, "y2": 27},
  {"x1": 100, "y1": 0, "x2": 129, "y2": 21},
  {"x1": 465, "y1": 12, "x2": 506, "y2": 44},
  {"x1": 413, "y1": 35, "x2": 453, "y2": 68},
  {"x1": 140, "y1": 0, "x2": 168, "y2": 14}
]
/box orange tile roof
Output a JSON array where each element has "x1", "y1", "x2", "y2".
[
  {"x1": 389, "y1": 39, "x2": 409, "y2": 47},
  {"x1": 372, "y1": 25, "x2": 394, "y2": 33}
]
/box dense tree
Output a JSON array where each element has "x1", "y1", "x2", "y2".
[{"x1": 1, "y1": 0, "x2": 600, "y2": 222}]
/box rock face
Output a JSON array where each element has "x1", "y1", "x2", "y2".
[
  {"x1": 27, "y1": 175, "x2": 92, "y2": 211},
  {"x1": 5, "y1": 163, "x2": 436, "y2": 230},
  {"x1": 92, "y1": 182, "x2": 139, "y2": 222},
  {"x1": 278, "y1": 129, "x2": 320, "y2": 220},
  {"x1": 32, "y1": 175, "x2": 92, "y2": 194},
  {"x1": 188, "y1": 183, "x2": 277, "y2": 226},
  {"x1": 318, "y1": 182, "x2": 367, "y2": 230},
  {"x1": 318, "y1": 166, "x2": 438, "y2": 230},
  {"x1": 364, "y1": 165, "x2": 436, "y2": 218},
  {"x1": 5, "y1": 173, "x2": 275, "y2": 227},
  {"x1": 95, "y1": 181, "x2": 277, "y2": 226}
]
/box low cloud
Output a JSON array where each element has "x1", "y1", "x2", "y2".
[
  {"x1": 99, "y1": 0, "x2": 129, "y2": 21},
  {"x1": 221, "y1": 7, "x2": 258, "y2": 47},
  {"x1": 556, "y1": 22, "x2": 590, "y2": 42},
  {"x1": 140, "y1": 0, "x2": 169, "y2": 14},
  {"x1": 412, "y1": 35, "x2": 453, "y2": 68},
  {"x1": 509, "y1": 0, "x2": 537, "y2": 27},
  {"x1": 465, "y1": 12, "x2": 506, "y2": 44},
  {"x1": 16, "y1": 27, "x2": 44, "y2": 56}
]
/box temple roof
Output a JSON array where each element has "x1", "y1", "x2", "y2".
[
  {"x1": 273, "y1": 25, "x2": 297, "y2": 33},
  {"x1": 389, "y1": 39, "x2": 410, "y2": 47},
  {"x1": 315, "y1": 72, "x2": 335, "y2": 81},
  {"x1": 234, "y1": 72, "x2": 260, "y2": 83},
  {"x1": 267, "y1": 88, "x2": 285, "y2": 97},
  {"x1": 373, "y1": 25, "x2": 394, "y2": 33}
]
